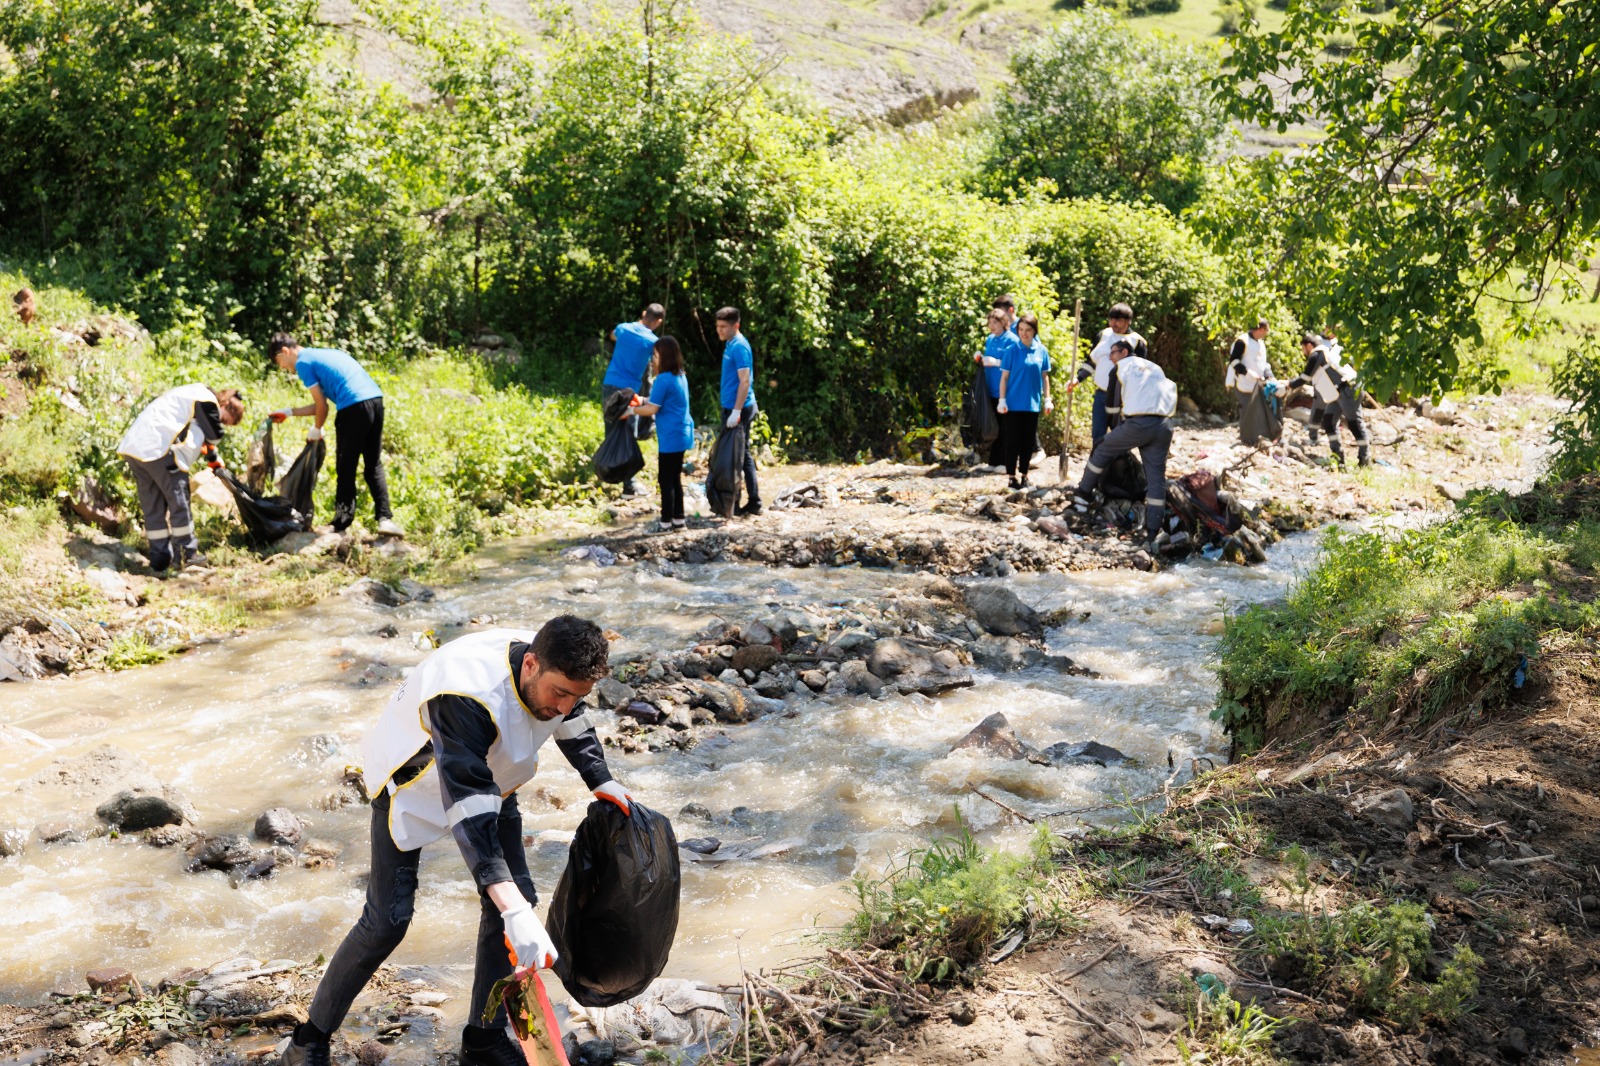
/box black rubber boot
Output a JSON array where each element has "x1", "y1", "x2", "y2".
[{"x1": 1357, "y1": 446, "x2": 1371, "y2": 467}]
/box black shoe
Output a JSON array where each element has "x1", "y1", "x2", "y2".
[
  {"x1": 461, "y1": 1024, "x2": 526, "y2": 1066},
  {"x1": 1018, "y1": 475, "x2": 1031, "y2": 488},
  {"x1": 275, "y1": 1031, "x2": 330, "y2": 1066},
  {"x1": 735, "y1": 502, "x2": 764, "y2": 517},
  {"x1": 1357, "y1": 447, "x2": 1371, "y2": 468},
  {"x1": 182, "y1": 551, "x2": 211, "y2": 570},
  {"x1": 621, "y1": 479, "x2": 641, "y2": 497},
  {"x1": 330, "y1": 503, "x2": 354, "y2": 532},
  {"x1": 1007, "y1": 478, "x2": 1021, "y2": 490},
  {"x1": 147, "y1": 546, "x2": 172, "y2": 573}
]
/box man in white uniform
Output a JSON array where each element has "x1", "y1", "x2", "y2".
[{"x1": 279, "y1": 616, "x2": 635, "y2": 1066}]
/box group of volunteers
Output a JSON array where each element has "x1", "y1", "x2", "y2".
[
  {"x1": 600, "y1": 303, "x2": 763, "y2": 531},
  {"x1": 1225, "y1": 320, "x2": 1369, "y2": 465}
]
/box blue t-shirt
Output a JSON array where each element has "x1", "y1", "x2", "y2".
[
  {"x1": 294, "y1": 348, "x2": 382, "y2": 411},
  {"x1": 720, "y1": 332, "x2": 756, "y2": 411},
  {"x1": 983, "y1": 332, "x2": 1019, "y2": 398},
  {"x1": 649, "y1": 372, "x2": 695, "y2": 454},
  {"x1": 603, "y1": 321, "x2": 658, "y2": 390},
  {"x1": 1003, "y1": 339, "x2": 1051, "y2": 412}
]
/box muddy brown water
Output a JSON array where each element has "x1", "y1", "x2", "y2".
[{"x1": 0, "y1": 532, "x2": 1323, "y2": 1025}]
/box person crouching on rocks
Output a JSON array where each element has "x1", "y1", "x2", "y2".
[
  {"x1": 623, "y1": 335, "x2": 695, "y2": 532},
  {"x1": 1072, "y1": 340, "x2": 1178, "y2": 554},
  {"x1": 278, "y1": 616, "x2": 637, "y2": 1066},
  {"x1": 1289, "y1": 334, "x2": 1369, "y2": 467},
  {"x1": 116, "y1": 385, "x2": 245, "y2": 571},
  {"x1": 995, "y1": 313, "x2": 1052, "y2": 489}
]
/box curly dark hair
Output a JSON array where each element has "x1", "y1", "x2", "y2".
[{"x1": 531, "y1": 614, "x2": 612, "y2": 681}]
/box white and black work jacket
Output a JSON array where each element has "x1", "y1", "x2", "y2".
[
  {"x1": 1290, "y1": 346, "x2": 1352, "y2": 404},
  {"x1": 1105, "y1": 355, "x2": 1179, "y2": 428},
  {"x1": 116, "y1": 384, "x2": 225, "y2": 471},
  {"x1": 1224, "y1": 334, "x2": 1274, "y2": 394},
  {"x1": 360, "y1": 629, "x2": 612, "y2": 887},
  {"x1": 1077, "y1": 328, "x2": 1149, "y2": 392}
]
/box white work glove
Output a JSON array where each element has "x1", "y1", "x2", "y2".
[
  {"x1": 997, "y1": 398, "x2": 1009, "y2": 415},
  {"x1": 981, "y1": 357, "x2": 1003, "y2": 368},
  {"x1": 725, "y1": 410, "x2": 741, "y2": 429},
  {"x1": 307, "y1": 426, "x2": 324, "y2": 442},
  {"x1": 269, "y1": 409, "x2": 291, "y2": 423},
  {"x1": 1044, "y1": 397, "x2": 1054, "y2": 414},
  {"x1": 593, "y1": 780, "x2": 634, "y2": 815},
  {"x1": 501, "y1": 900, "x2": 558, "y2": 971}
]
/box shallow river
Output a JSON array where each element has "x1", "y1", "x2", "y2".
[{"x1": 0, "y1": 533, "x2": 1321, "y2": 1024}]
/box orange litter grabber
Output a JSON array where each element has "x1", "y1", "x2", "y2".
[{"x1": 485, "y1": 942, "x2": 570, "y2": 1066}]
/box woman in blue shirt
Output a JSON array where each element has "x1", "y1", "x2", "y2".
[
  {"x1": 974, "y1": 309, "x2": 1019, "y2": 465},
  {"x1": 624, "y1": 336, "x2": 695, "y2": 530},
  {"x1": 995, "y1": 314, "x2": 1053, "y2": 489}
]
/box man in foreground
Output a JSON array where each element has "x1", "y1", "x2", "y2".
[
  {"x1": 1072, "y1": 340, "x2": 1178, "y2": 554},
  {"x1": 278, "y1": 616, "x2": 636, "y2": 1066},
  {"x1": 603, "y1": 303, "x2": 665, "y2": 496},
  {"x1": 267, "y1": 333, "x2": 402, "y2": 537}
]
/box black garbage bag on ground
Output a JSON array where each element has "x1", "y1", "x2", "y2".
[
  {"x1": 548, "y1": 801, "x2": 680, "y2": 1008},
  {"x1": 1099, "y1": 452, "x2": 1148, "y2": 501},
  {"x1": 593, "y1": 389, "x2": 646, "y2": 484},
  {"x1": 1238, "y1": 385, "x2": 1282, "y2": 446},
  {"x1": 704, "y1": 422, "x2": 746, "y2": 519},
  {"x1": 218, "y1": 469, "x2": 307, "y2": 545},
  {"x1": 279, "y1": 435, "x2": 326, "y2": 519},
  {"x1": 961, "y1": 365, "x2": 1000, "y2": 447}
]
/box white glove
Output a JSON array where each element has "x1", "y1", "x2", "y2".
[
  {"x1": 307, "y1": 426, "x2": 324, "y2": 442},
  {"x1": 725, "y1": 410, "x2": 741, "y2": 429},
  {"x1": 1044, "y1": 398, "x2": 1054, "y2": 414},
  {"x1": 594, "y1": 780, "x2": 634, "y2": 815},
  {"x1": 997, "y1": 398, "x2": 1009, "y2": 415},
  {"x1": 981, "y1": 357, "x2": 1003, "y2": 368},
  {"x1": 501, "y1": 901, "x2": 558, "y2": 970}
]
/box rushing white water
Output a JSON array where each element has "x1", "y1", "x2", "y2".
[{"x1": 0, "y1": 533, "x2": 1323, "y2": 1027}]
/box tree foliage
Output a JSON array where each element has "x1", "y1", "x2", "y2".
[
  {"x1": 1216, "y1": 0, "x2": 1600, "y2": 399},
  {"x1": 987, "y1": 8, "x2": 1230, "y2": 212}
]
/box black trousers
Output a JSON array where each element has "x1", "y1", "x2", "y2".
[
  {"x1": 719, "y1": 404, "x2": 761, "y2": 507},
  {"x1": 306, "y1": 791, "x2": 536, "y2": 1035},
  {"x1": 334, "y1": 397, "x2": 392, "y2": 525},
  {"x1": 659, "y1": 451, "x2": 685, "y2": 522},
  {"x1": 1320, "y1": 387, "x2": 1369, "y2": 459},
  {"x1": 997, "y1": 410, "x2": 1041, "y2": 478}
]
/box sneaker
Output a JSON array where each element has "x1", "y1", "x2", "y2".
[
  {"x1": 460, "y1": 1025, "x2": 526, "y2": 1066},
  {"x1": 735, "y1": 502, "x2": 764, "y2": 517},
  {"x1": 671, "y1": 519, "x2": 687, "y2": 529},
  {"x1": 375, "y1": 518, "x2": 405, "y2": 538},
  {"x1": 275, "y1": 1034, "x2": 330, "y2": 1066},
  {"x1": 181, "y1": 552, "x2": 212, "y2": 570}
]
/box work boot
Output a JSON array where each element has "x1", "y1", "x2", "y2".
[
  {"x1": 1307, "y1": 427, "x2": 1320, "y2": 447},
  {"x1": 276, "y1": 1025, "x2": 330, "y2": 1066},
  {"x1": 460, "y1": 1024, "x2": 526, "y2": 1066},
  {"x1": 181, "y1": 551, "x2": 212, "y2": 570},
  {"x1": 735, "y1": 502, "x2": 764, "y2": 517},
  {"x1": 147, "y1": 544, "x2": 172, "y2": 573},
  {"x1": 621, "y1": 478, "x2": 641, "y2": 497},
  {"x1": 1357, "y1": 446, "x2": 1371, "y2": 468},
  {"x1": 330, "y1": 502, "x2": 355, "y2": 533}
]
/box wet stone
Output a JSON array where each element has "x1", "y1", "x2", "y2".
[
  {"x1": 186, "y1": 834, "x2": 255, "y2": 871},
  {"x1": 37, "y1": 821, "x2": 88, "y2": 845},
  {"x1": 730, "y1": 643, "x2": 780, "y2": 674},
  {"x1": 961, "y1": 584, "x2": 1039, "y2": 635},
  {"x1": 254, "y1": 807, "x2": 304, "y2": 846},
  {"x1": 0, "y1": 826, "x2": 27, "y2": 857},
  {"x1": 952, "y1": 712, "x2": 1028, "y2": 760},
  {"x1": 85, "y1": 968, "x2": 134, "y2": 993},
  {"x1": 1031, "y1": 741, "x2": 1132, "y2": 768}
]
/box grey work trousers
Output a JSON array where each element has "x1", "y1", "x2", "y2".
[
  {"x1": 1077, "y1": 415, "x2": 1173, "y2": 536},
  {"x1": 1320, "y1": 387, "x2": 1369, "y2": 461},
  {"x1": 306, "y1": 790, "x2": 537, "y2": 1036},
  {"x1": 127, "y1": 455, "x2": 199, "y2": 559}
]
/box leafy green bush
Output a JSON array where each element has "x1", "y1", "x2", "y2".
[
  {"x1": 1549, "y1": 332, "x2": 1600, "y2": 480},
  {"x1": 987, "y1": 8, "x2": 1229, "y2": 212}
]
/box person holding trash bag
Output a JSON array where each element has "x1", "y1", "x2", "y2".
[
  {"x1": 1077, "y1": 303, "x2": 1148, "y2": 447},
  {"x1": 116, "y1": 384, "x2": 245, "y2": 571},
  {"x1": 603, "y1": 304, "x2": 665, "y2": 497},
  {"x1": 1225, "y1": 319, "x2": 1280, "y2": 446},
  {"x1": 1072, "y1": 340, "x2": 1178, "y2": 554},
  {"x1": 715, "y1": 307, "x2": 762, "y2": 516},
  {"x1": 278, "y1": 616, "x2": 636, "y2": 1066},
  {"x1": 593, "y1": 389, "x2": 647, "y2": 485},
  {"x1": 971, "y1": 307, "x2": 1017, "y2": 464},
  {"x1": 622, "y1": 336, "x2": 694, "y2": 531},
  {"x1": 994, "y1": 314, "x2": 1052, "y2": 489},
  {"x1": 1290, "y1": 334, "x2": 1369, "y2": 467},
  {"x1": 266, "y1": 333, "x2": 403, "y2": 538}
]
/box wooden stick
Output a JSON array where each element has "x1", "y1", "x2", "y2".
[
  {"x1": 1060, "y1": 298, "x2": 1082, "y2": 483},
  {"x1": 1053, "y1": 943, "x2": 1118, "y2": 981},
  {"x1": 974, "y1": 786, "x2": 1036, "y2": 823}
]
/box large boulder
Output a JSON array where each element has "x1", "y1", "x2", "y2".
[
  {"x1": 866, "y1": 638, "x2": 974, "y2": 696},
  {"x1": 1029, "y1": 741, "x2": 1132, "y2": 768},
  {"x1": 96, "y1": 791, "x2": 186, "y2": 831},
  {"x1": 961, "y1": 585, "x2": 1040, "y2": 636},
  {"x1": 951, "y1": 712, "x2": 1027, "y2": 760}
]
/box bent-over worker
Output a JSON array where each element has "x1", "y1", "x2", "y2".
[
  {"x1": 278, "y1": 616, "x2": 636, "y2": 1066},
  {"x1": 1290, "y1": 334, "x2": 1368, "y2": 467},
  {"x1": 116, "y1": 384, "x2": 245, "y2": 571},
  {"x1": 1072, "y1": 340, "x2": 1178, "y2": 552}
]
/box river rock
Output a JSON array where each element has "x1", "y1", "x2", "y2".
[
  {"x1": 823, "y1": 628, "x2": 875, "y2": 659},
  {"x1": 969, "y1": 636, "x2": 1042, "y2": 673},
  {"x1": 867, "y1": 637, "x2": 974, "y2": 695},
  {"x1": 37, "y1": 821, "x2": 89, "y2": 844},
  {"x1": 741, "y1": 620, "x2": 778, "y2": 648},
  {"x1": 757, "y1": 613, "x2": 801, "y2": 649},
  {"x1": 81, "y1": 566, "x2": 138, "y2": 606},
  {"x1": 835, "y1": 660, "x2": 885, "y2": 697},
  {"x1": 1350, "y1": 788, "x2": 1414, "y2": 830},
  {"x1": 951, "y1": 712, "x2": 1027, "y2": 760},
  {"x1": 1435, "y1": 480, "x2": 1466, "y2": 503},
  {"x1": 254, "y1": 807, "x2": 304, "y2": 846},
  {"x1": 572, "y1": 1039, "x2": 618, "y2": 1066},
  {"x1": 96, "y1": 791, "x2": 186, "y2": 831},
  {"x1": 688, "y1": 680, "x2": 749, "y2": 723},
  {"x1": 961, "y1": 584, "x2": 1039, "y2": 636},
  {"x1": 187, "y1": 833, "x2": 255, "y2": 871},
  {"x1": 800, "y1": 669, "x2": 827, "y2": 691},
  {"x1": 85, "y1": 967, "x2": 135, "y2": 993},
  {"x1": 396, "y1": 578, "x2": 435, "y2": 602},
  {"x1": 730, "y1": 644, "x2": 780, "y2": 674},
  {"x1": 341, "y1": 577, "x2": 408, "y2": 607},
  {"x1": 752, "y1": 673, "x2": 790, "y2": 698},
  {"x1": 0, "y1": 826, "x2": 28, "y2": 857},
  {"x1": 595, "y1": 677, "x2": 637, "y2": 709},
  {"x1": 1030, "y1": 741, "x2": 1132, "y2": 768}
]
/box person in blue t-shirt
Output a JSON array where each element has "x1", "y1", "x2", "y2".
[
  {"x1": 995, "y1": 313, "x2": 1054, "y2": 489},
  {"x1": 974, "y1": 308, "x2": 1020, "y2": 466},
  {"x1": 268, "y1": 333, "x2": 401, "y2": 537},
  {"x1": 715, "y1": 307, "x2": 762, "y2": 516},
  {"x1": 622, "y1": 336, "x2": 695, "y2": 531},
  {"x1": 602, "y1": 304, "x2": 665, "y2": 497}
]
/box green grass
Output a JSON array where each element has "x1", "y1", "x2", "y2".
[{"x1": 1178, "y1": 983, "x2": 1288, "y2": 1066}]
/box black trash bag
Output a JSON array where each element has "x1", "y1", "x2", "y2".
[
  {"x1": 547, "y1": 801, "x2": 680, "y2": 1008},
  {"x1": 278, "y1": 435, "x2": 326, "y2": 519},
  {"x1": 1238, "y1": 384, "x2": 1282, "y2": 446},
  {"x1": 1099, "y1": 452, "x2": 1148, "y2": 501},
  {"x1": 704, "y1": 421, "x2": 746, "y2": 519},
  {"x1": 962, "y1": 365, "x2": 999, "y2": 446},
  {"x1": 593, "y1": 389, "x2": 645, "y2": 484},
  {"x1": 218, "y1": 469, "x2": 307, "y2": 545},
  {"x1": 245, "y1": 419, "x2": 278, "y2": 495}
]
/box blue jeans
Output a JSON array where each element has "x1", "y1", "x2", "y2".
[{"x1": 1091, "y1": 389, "x2": 1109, "y2": 447}]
